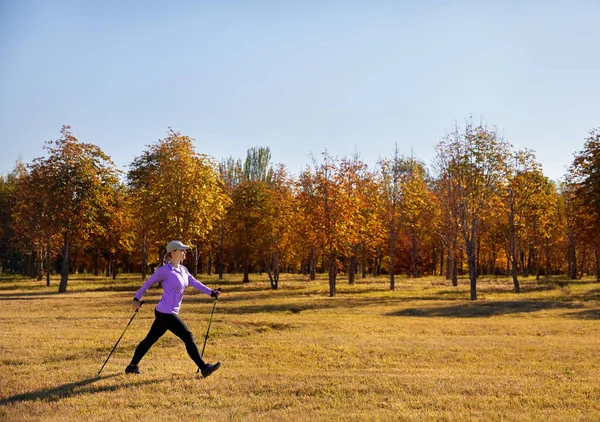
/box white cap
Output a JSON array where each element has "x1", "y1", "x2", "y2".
[{"x1": 166, "y1": 240, "x2": 191, "y2": 253}]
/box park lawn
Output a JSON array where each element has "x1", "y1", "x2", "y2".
[{"x1": 1, "y1": 273, "x2": 599, "y2": 421}]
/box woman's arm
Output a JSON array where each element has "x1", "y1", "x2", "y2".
[
  {"x1": 188, "y1": 272, "x2": 216, "y2": 297},
  {"x1": 134, "y1": 265, "x2": 167, "y2": 301}
]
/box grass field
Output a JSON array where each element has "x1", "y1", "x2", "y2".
[{"x1": 1, "y1": 272, "x2": 599, "y2": 421}]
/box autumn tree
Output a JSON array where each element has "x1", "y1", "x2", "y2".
[
  {"x1": 397, "y1": 158, "x2": 436, "y2": 278},
  {"x1": 22, "y1": 126, "x2": 122, "y2": 292},
  {"x1": 0, "y1": 175, "x2": 11, "y2": 273},
  {"x1": 0, "y1": 165, "x2": 27, "y2": 274},
  {"x1": 352, "y1": 163, "x2": 385, "y2": 281},
  {"x1": 128, "y1": 128, "x2": 229, "y2": 277},
  {"x1": 229, "y1": 180, "x2": 273, "y2": 282},
  {"x1": 12, "y1": 160, "x2": 61, "y2": 284},
  {"x1": 226, "y1": 147, "x2": 274, "y2": 282},
  {"x1": 534, "y1": 179, "x2": 563, "y2": 279},
  {"x1": 262, "y1": 165, "x2": 296, "y2": 289},
  {"x1": 300, "y1": 152, "x2": 361, "y2": 296},
  {"x1": 433, "y1": 174, "x2": 461, "y2": 285},
  {"x1": 501, "y1": 149, "x2": 545, "y2": 292},
  {"x1": 91, "y1": 183, "x2": 135, "y2": 279},
  {"x1": 378, "y1": 146, "x2": 421, "y2": 290},
  {"x1": 568, "y1": 128, "x2": 600, "y2": 279},
  {"x1": 337, "y1": 156, "x2": 373, "y2": 285},
  {"x1": 296, "y1": 169, "x2": 320, "y2": 280},
  {"x1": 214, "y1": 156, "x2": 243, "y2": 278},
  {"x1": 434, "y1": 120, "x2": 510, "y2": 300}
]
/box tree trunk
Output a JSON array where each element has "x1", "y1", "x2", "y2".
[
  {"x1": 273, "y1": 252, "x2": 279, "y2": 288},
  {"x1": 309, "y1": 247, "x2": 316, "y2": 281},
  {"x1": 207, "y1": 248, "x2": 213, "y2": 276},
  {"x1": 58, "y1": 234, "x2": 70, "y2": 293},
  {"x1": 242, "y1": 253, "x2": 250, "y2": 283},
  {"x1": 198, "y1": 250, "x2": 203, "y2": 274},
  {"x1": 264, "y1": 252, "x2": 274, "y2": 287},
  {"x1": 36, "y1": 245, "x2": 43, "y2": 281},
  {"x1": 447, "y1": 244, "x2": 457, "y2": 286},
  {"x1": 348, "y1": 244, "x2": 358, "y2": 285},
  {"x1": 510, "y1": 220, "x2": 520, "y2": 293},
  {"x1": 595, "y1": 248, "x2": 600, "y2": 282},
  {"x1": 190, "y1": 245, "x2": 198, "y2": 276},
  {"x1": 361, "y1": 242, "x2": 367, "y2": 279},
  {"x1": 545, "y1": 239, "x2": 551, "y2": 279},
  {"x1": 141, "y1": 232, "x2": 148, "y2": 280},
  {"x1": 328, "y1": 254, "x2": 337, "y2": 297},
  {"x1": 112, "y1": 252, "x2": 118, "y2": 280},
  {"x1": 411, "y1": 231, "x2": 418, "y2": 278},
  {"x1": 490, "y1": 240, "x2": 498, "y2": 276},
  {"x1": 476, "y1": 239, "x2": 481, "y2": 278},
  {"x1": 567, "y1": 228, "x2": 577, "y2": 279},
  {"x1": 27, "y1": 251, "x2": 34, "y2": 278},
  {"x1": 452, "y1": 257, "x2": 458, "y2": 286},
  {"x1": 439, "y1": 246, "x2": 444, "y2": 277},
  {"x1": 389, "y1": 225, "x2": 396, "y2": 291},
  {"x1": 373, "y1": 245, "x2": 379, "y2": 276},
  {"x1": 271, "y1": 251, "x2": 280, "y2": 289},
  {"x1": 535, "y1": 245, "x2": 541, "y2": 281},
  {"x1": 218, "y1": 239, "x2": 224, "y2": 280},
  {"x1": 511, "y1": 256, "x2": 520, "y2": 293},
  {"x1": 466, "y1": 240, "x2": 477, "y2": 300},
  {"x1": 45, "y1": 239, "x2": 51, "y2": 287},
  {"x1": 94, "y1": 249, "x2": 100, "y2": 276},
  {"x1": 578, "y1": 247, "x2": 587, "y2": 280},
  {"x1": 104, "y1": 251, "x2": 110, "y2": 277}
]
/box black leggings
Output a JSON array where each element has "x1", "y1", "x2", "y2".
[{"x1": 130, "y1": 309, "x2": 207, "y2": 370}]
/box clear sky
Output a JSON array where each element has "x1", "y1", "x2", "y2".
[{"x1": 1, "y1": 0, "x2": 598, "y2": 181}]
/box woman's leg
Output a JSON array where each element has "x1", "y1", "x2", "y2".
[
  {"x1": 129, "y1": 310, "x2": 169, "y2": 366},
  {"x1": 165, "y1": 313, "x2": 208, "y2": 370}
]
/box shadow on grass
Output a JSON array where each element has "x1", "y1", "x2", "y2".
[
  {"x1": 387, "y1": 300, "x2": 583, "y2": 318},
  {"x1": 583, "y1": 289, "x2": 600, "y2": 301},
  {"x1": 565, "y1": 309, "x2": 600, "y2": 320},
  {"x1": 0, "y1": 374, "x2": 166, "y2": 405}
]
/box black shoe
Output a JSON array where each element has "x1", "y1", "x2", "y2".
[
  {"x1": 201, "y1": 361, "x2": 221, "y2": 378},
  {"x1": 125, "y1": 364, "x2": 141, "y2": 374}
]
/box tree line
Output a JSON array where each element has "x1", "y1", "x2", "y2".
[{"x1": 1, "y1": 121, "x2": 599, "y2": 299}]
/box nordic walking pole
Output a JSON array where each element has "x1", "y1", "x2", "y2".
[
  {"x1": 97, "y1": 301, "x2": 144, "y2": 376},
  {"x1": 197, "y1": 288, "x2": 220, "y2": 373}
]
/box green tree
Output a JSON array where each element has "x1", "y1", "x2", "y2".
[
  {"x1": 216, "y1": 156, "x2": 243, "y2": 278},
  {"x1": 226, "y1": 147, "x2": 274, "y2": 282}
]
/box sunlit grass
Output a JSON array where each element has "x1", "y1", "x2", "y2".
[{"x1": 1, "y1": 273, "x2": 599, "y2": 421}]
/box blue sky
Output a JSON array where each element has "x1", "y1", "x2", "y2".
[{"x1": 1, "y1": 0, "x2": 598, "y2": 181}]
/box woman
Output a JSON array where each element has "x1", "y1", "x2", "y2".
[{"x1": 125, "y1": 240, "x2": 222, "y2": 378}]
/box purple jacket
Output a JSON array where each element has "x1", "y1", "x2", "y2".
[{"x1": 134, "y1": 263, "x2": 213, "y2": 314}]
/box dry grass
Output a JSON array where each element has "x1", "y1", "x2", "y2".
[{"x1": 1, "y1": 273, "x2": 599, "y2": 421}]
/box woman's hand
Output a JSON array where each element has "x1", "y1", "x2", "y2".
[
  {"x1": 132, "y1": 299, "x2": 142, "y2": 312},
  {"x1": 211, "y1": 288, "x2": 221, "y2": 299}
]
